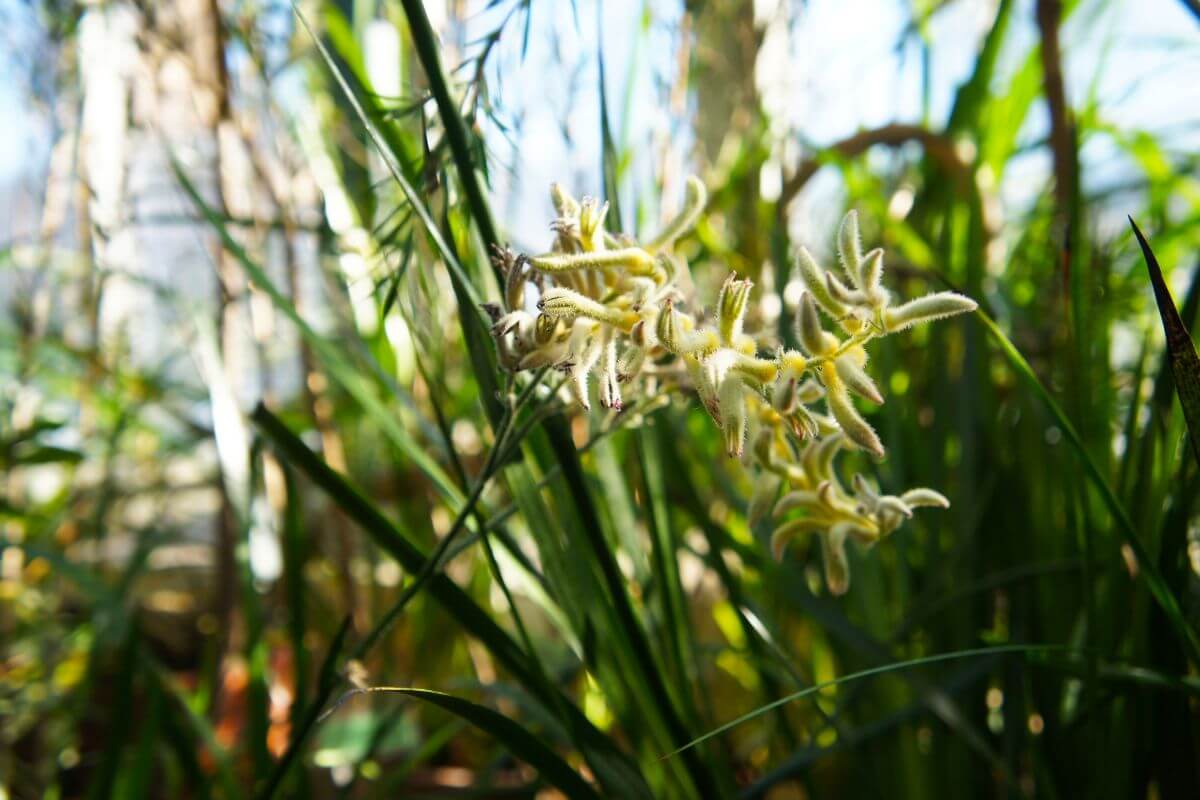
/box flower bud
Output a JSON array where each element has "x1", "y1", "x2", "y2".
[
  {"x1": 882, "y1": 292, "x2": 977, "y2": 332},
  {"x1": 655, "y1": 300, "x2": 682, "y2": 353},
  {"x1": 822, "y1": 525, "x2": 851, "y2": 595},
  {"x1": 652, "y1": 252, "x2": 677, "y2": 285},
  {"x1": 529, "y1": 247, "x2": 657, "y2": 276},
  {"x1": 717, "y1": 273, "x2": 753, "y2": 344},
  {"x1": 827, "y1": 382, "x2": 884, "y2": 457},
  {"x1": 796, "y1": 379, "x2": 824, "y2": 404},
  {"x1": 747, "y1": 473, "x2": 782, "y2": 527},
  {"x1": 599, "y1": 338, "x2": 622, "y2": 410},
  {"x1": 648, "y1": 175, "x2": 707, "y2": 251},
  {"x1": 576, "y1": 198, "x2": 609, "y2": 250},
  {"x1": 815, "y1": 480, "x2": 839, "y2": 509},
  {"x1": 834, "y1": 354, "x2": 884, "y2": 404},
  {"x1": 837, "y1": 520, "x2": 880, "y2": 546},
  {"x1": 752, "y1": 426, "x2": 777, "y2": 466},
  {"x1": 772, "y1": 517, "x2": 827, "y2": 560},
  {"x1": 567, "y1": 339, "x2": 603, "y2": 411},
  {"x1": 837, "y1": 210, "x2": 863, "y2": 288},
  {"x1": 796, "y1": 247, "x2": 847, "y2": 318},
  {"x1": 778, "y1": 349, "x2": 807, "y2": 376},
  {"x1": 876, "y1": 496, "x2": 913, "y2": 519},
  {"x1": 801, "y1": 433, "x2": 843, "y2": 479},
  {"x1": 534, "y1": 313, "x2": 560, "y2": 345},
  {"x1": 719, "y1": 377, "x2": 747, "y2": 458},
  {"x1": 731, "y1": 353, "x2": 778, "y2": 386},
  {"x1": 772, "y1": 377, "x2": 798, "y2": 415},
  {"x1": 538, "y1": 288, "x2": 636, "y2": 330},
  {"x1": 900, "y1": 488, "x2": 950, "y2": 508},
  {"x1": 616, "y1": 344, "x2": 646, "y2": 382},
  {"x1": 851, "y1": 473, "x2": 879, "y2": 506},
  {"x1": 826, "y1": 270, "x2": 867, "y2": 306},
  {"x1": 774, "y1": 490, "x2": 821, "y2": 517},
  {"x1": 796, "y1": 293, "x2": 830, "y2": 356},
  {"x1": 858, "y1": 248, "x2": 885, "y2": 298},
  {"x1": 785, "y1": 405, "x2": 820, "y2": 439},
  {"x1": 518, "y1": 346, "x2": 565, "y2": 370},
  {"x1": 550, "y1": 182, "x2": 580, "y2": 218}
]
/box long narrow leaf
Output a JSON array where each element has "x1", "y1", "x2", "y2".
[
  {"x1": 249, "y1": 404, "x2": 651, "y2": 796},
  {"x1": 334, "y1": 687, "x2": 601, "y2": 799},
  {"x1": 396, "y1": 0, "x2": 503, "y2": 277},
  {"x1": 976, "y1": 310, "x2": 1200, "y2": 663},
  {"x1": 663, "y1": 644, "x2": 1062, "y2": 759},
  {"x1": 299, "y1": 4, "x2": 504, "y2": 428},
  {"x1": 1131, "y1": 218, "x2": 1200, "y2": 467},
  {"x1": 171, "y1": 159, "x2": 466, "y2": 507}
]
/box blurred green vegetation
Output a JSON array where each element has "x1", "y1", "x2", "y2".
[{"x1": 2, "y1": 0, "x2": 1200, "y2": 798}]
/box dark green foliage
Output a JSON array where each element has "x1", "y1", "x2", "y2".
[{"x1": 4, "y1": 1, "x2": 1200, "y2": 798}]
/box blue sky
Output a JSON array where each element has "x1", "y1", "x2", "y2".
[{"x1": 456, "y1": 0, "x2": 1199, "y2": 247}]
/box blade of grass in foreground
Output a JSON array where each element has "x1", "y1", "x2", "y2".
[
  {"x1": 322, "y1": 687, "x2": 601, "y2": 800},
  {"x1": 1130, "y1": 217, "x2": 1200, "y2": 467},
  {"x1": 294, "y1": 4, "x2": 505, "y2": 431},
  {"x1": 976, "y1": 310, "x2": 1200, "y2": 664},
  {"x1": 171, "y1": 159, "x2": 465, "y2": 507},
  {"x1": 397, "y1": 0, "x2": 502, "y2": 278},
  {"x1": 390, "y1": 3, "x2": 718, "y2": 792},
  {"x1": 292, "y1": 5, "x2": 483, "y2": 303},
  {"x1": 248, "y1": 402, "x2": 551, "y2": 685},
  {"x1": 543, "y1": 414, "x2": 722, "y2": 798},
  {"x1": 250, "y1": 404, "x2": 653, "y2": 799},
  {"x1": 320, "y1": 4, "x2": 716, "y2": 790},
  {"x1": 662, "y1": 644, "x2": 1063, "y2": 759}
]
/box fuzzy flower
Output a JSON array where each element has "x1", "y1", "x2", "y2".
[{"x1": 485, "y1": 182, "x2": 976, "y2": 595}]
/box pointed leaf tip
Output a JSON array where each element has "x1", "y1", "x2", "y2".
[{"x1": 1130, "y1": 217, "x2": 1200, "y2": 468}]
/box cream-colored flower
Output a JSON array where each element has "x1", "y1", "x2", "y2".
[{"x1": 486, "y1": 182, "x2": 975, "y2": 595}]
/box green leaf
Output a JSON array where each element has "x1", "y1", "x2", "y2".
[
  {"x1": 343, "y1": 687, "x2": 601, "y2": 800},
  {"x1": 249, "y1": 405, "x2": 651, "y2": 798},
  {"x1": 10, "y1": 443, "x2": 84, "y2": 466},
  {"x1": 663, "y1": 644, "x2": 1062, "y2": 759},
  {"x1": 170, "y1": 158, "x2": 465, "y2": 508},
  {"x1": 976, "y1": 309, "x2": 1200, "y2": 664},
  {"x1": 397, "y1": 0, "x2": 503, "y2": 273},
  {"x1": 299, "y1": 3, "x2": 504, "y2": 430},
  {"x1": 1130, "y1": 218, "x2": 1200, "y2": 468}
]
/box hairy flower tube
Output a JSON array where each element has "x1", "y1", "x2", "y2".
[{"x1": 486, "y1": 180, "x2": 976, "y2": 594}]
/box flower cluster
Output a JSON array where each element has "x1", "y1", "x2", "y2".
[{"x1": 486, "y1": 178, "x2": 976, "y2": 594}]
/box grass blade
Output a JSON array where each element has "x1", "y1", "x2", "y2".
[
  {"x1": 663, "y1": 644, "x2": 1062, "y2": 759},
  {"x1": 171, "y1": 158, "x2": 466, "y2": 507},
  {"x1": 300, "y1": 4, "x2": 504, "y2": 429},
  {"x1": 541, "y1": 416, "x2": 722, "y2": 797},
  {"x1": 397, "y1": 0, "x2": 502, "y2": 275},
  {"x1": 1130, "y1": 217, "x2": 1200, "y2": 467},
  {"x1": 249, "y1": 404, "x2": 651, "y2": 797},
  {"x1": 331, "y1": 687, "x2": 601, "y2": 799},
  {"x1": 293, "y1": 5, "x2": 483, "y2": 302},
  {"x1": 976, "y1": 310, "x2": 1200, "y2": 664}
]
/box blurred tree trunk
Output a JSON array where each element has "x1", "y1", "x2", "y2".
[
  {"x1": 686, "y1": 0, "x2": 772, "y2": 299},
  {"x1": 686, "y1": 0, "x2": 768, "y2": 311},
  {"x1": 687, "y1": 0, "x2": 761, "y2": 168}
]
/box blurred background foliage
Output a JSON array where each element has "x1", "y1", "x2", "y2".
[{"x1": 2, "y1": 0, "x2": 1200, "y2": 797}]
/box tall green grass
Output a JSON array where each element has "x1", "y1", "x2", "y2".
[{"x1": 3, "y1": 1, "x2": 1199, "y2": 798}]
